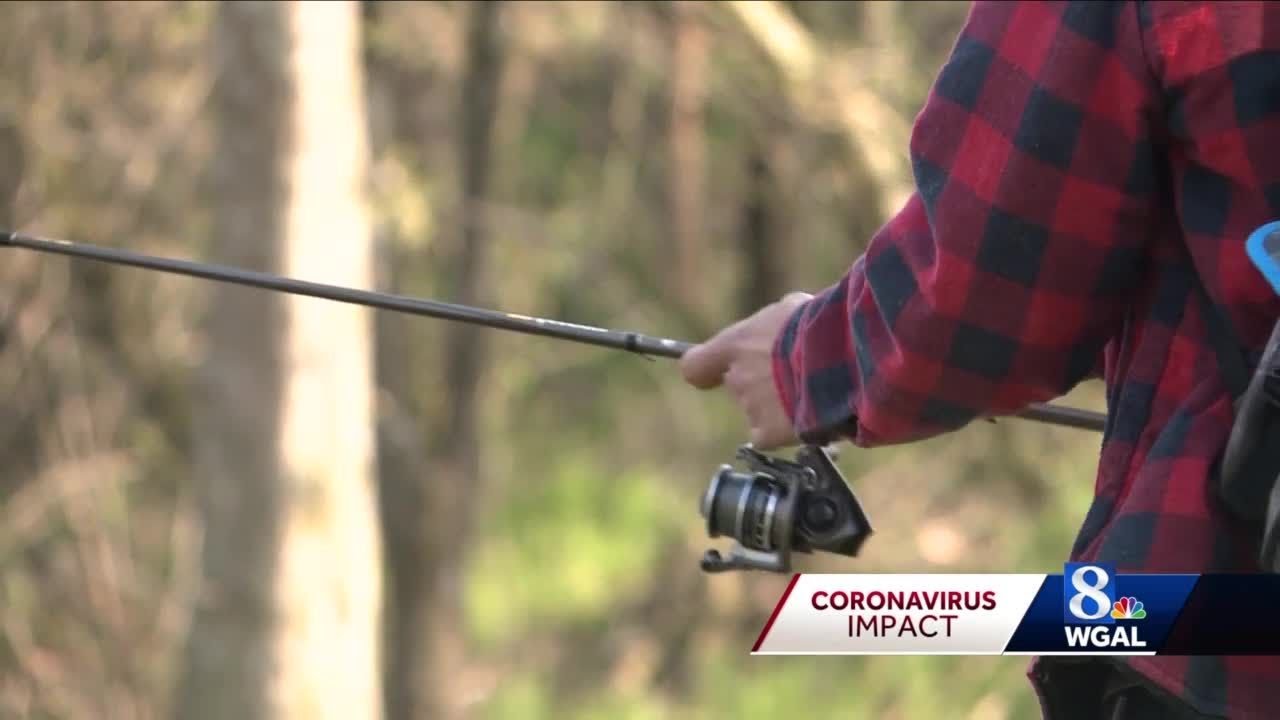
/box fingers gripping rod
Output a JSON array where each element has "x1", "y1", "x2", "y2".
[{"x1": 0, "y1": 230, "x2": 1106, "y2": 433}]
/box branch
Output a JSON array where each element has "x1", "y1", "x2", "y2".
[{"x1": 723, "y1": 0, "x2": 914, "y2": 219}]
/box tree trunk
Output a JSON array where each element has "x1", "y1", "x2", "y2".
[
  {"x1": 381, "y1": 3, "x2": 504, "y2": 720},
  {"x1": 0, "y1": 118, "x2": 20, "y2": 377},
  {"x1": 176, "y1": 3, "x2": 382, "y2": 719},
  {"x1": 739, "y1": 142, "x2": 787, "y2": 315},
  {"x1": 668, "y1": 0, "x2": 708, "y2": 314},
  {"x1": 0, "y1": 117, "x2": 21, "y2": 228}
]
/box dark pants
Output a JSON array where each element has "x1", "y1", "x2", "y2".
[{"x1": 1036, "y1": 658, "x2": 1220, "y2": 720}]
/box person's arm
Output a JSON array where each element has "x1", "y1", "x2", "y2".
[{"x1": 773, "y1": 0, "x2": 1161, "y2": 447}]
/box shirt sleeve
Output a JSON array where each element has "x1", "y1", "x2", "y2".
[{"x1": 772, "y1": 0, "x2": 1162, "y2": 447}]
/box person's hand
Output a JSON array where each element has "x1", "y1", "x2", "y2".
[{"x1": 679, "y1": 292, "x2": 812, "y2": 450}]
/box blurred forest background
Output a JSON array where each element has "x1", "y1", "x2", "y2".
[{"x1": 0, "y1": 1, "x2": 1108, "y2": 719}]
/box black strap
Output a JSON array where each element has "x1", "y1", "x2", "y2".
[
  {"x1": 1197, "y1": 266, "x2": 1280, "y2": 529},
  {"x1": 1103, "y1": 675, "x2": 1219, "y2": 720},
  {"x1": 1037, "y1": 659, "x2": 1219, "y2": 720}
]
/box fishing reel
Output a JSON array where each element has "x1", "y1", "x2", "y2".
[{"x1": 698, "y1": 444, "x2": 872, "y2": 573}]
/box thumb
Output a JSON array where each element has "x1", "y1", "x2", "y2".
[{"x1": 679, "y1": 333, "x2": 735, "y2": 390}]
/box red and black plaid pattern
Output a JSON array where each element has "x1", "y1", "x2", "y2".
[{"x1": 771, "y1": 2, "x2": 1280, "y2": 717}]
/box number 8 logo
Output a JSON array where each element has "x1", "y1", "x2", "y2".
[{"x1": 1069, "y1": 566, "x2": 1112, "y2": 620}]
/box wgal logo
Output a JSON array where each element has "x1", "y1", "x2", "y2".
[
  {"x1": 1063, "y1": 563, "x2": 1117, "y2": 625},
  {"x1": 1061, "y1": 563, "x2": 1147, "y2": 649}
]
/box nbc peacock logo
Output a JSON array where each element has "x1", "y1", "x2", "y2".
[{"x1": 1110, "y1": 596, "x2": 1146, "y2": 620}]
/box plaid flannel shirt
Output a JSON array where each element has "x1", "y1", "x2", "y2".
[{"x1": 772, "y1": 2, "x2": 1280, "y2": 717}]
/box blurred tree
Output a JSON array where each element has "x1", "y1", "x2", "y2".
[
  {"x1": 667, "y1": 0, "x2": 709, "y2": 316},
  {"x1": 176, "y1": 2, "x2": 383, "y2": 719},
  {"x1": 0, "y1": 4, "x2": 214, "y2": 717},
  {"x1": 0, "y1": 117, "x2": 21, "y2": 229},
  {"x1": 0, "y1": 116, "x2": 18, "y2": 446},
  {"x1": 377, "y1": 3, "x2": 505, "y2": 720},
  {"x1": 738, "y1": 143, "x2": 787, "y2": 315},
  {"x1": 724, "y1": 0, "x2": 911, "y2": 217}
]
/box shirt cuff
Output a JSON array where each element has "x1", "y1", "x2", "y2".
[
  {"x1": 771, "y1": 291, "x2": 860, "y2": 447},
  {"x1": 771, "y1": 319, "x2": 800, "y2": 427}
]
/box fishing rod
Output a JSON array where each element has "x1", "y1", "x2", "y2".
[
  {"x1": 0, "y1": 228, "x2": 1108, "y2": 574},
  {"x1": 0, "y1": 230, "x2": 1105, "y2": 432}
]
